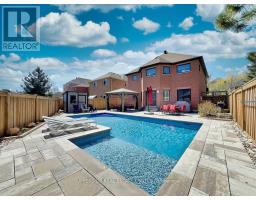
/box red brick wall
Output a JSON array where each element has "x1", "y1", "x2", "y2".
[
  {"x1": 64, "y1": 83, "x2": 89, "y2": 94},
  {"x1": 89, "y1": 78, "x2": 127, "y2": 98},
  {"x1": 127, "y1": 59, "x2": 207, "y2": 110}
]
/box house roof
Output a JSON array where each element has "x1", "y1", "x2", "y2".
[
  {"x1": 64, "y1": 77, "x2": 91, "y2": 87},
  {"x1": 91, "y1": 72, "x2": 127, "y2": 81},
  {"x1": 126, "y1": 52, "x2": 209, "y2": 77},
  {"x1": 106, "y1": 88, "x2": 139, "y2": 95}
]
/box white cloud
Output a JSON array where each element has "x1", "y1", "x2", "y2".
[
  {"x1": 91, "y1": 49, "x2": 117, "y2": 58},
  {"x1": 0, "y1": 67, "x2": 23, "y2": 83},
  {"x1": 179, "y1": 17, "x2": 194, "y2": 30},
  {"x1": 148, "y1": 30, "x2": 256, "y2": 61},
  {"x1": 117, "y1": 16, "x2": 124, "y2": 21},
  {"x1": 133, "y1": 17, "x2": 160, "y2": 35},
  {"x1": 120, "y1": 37, "x2": 129, "y2": 43},
  {"x1": 166, "y1": 22, "x2": 172, "y2": 28},
  {"x1": 0, "y1": 50, "x2": 159, "y2": 91},
  {"x1": 56, "y1": 5, "x2": 173, "y2": 14},
  {"x1": 196, "y1": 4, "x2": 225, "y2": 22},
  {"x1": 0, "y1": 53, "x2": 20, "y2": 63},
  {"x1": 216, "y1": 65, "x2": 247, "y2": 74},
  {"x1": 20, "y1": 57, "x2": 67, "y2": 71},
  {"x1": 38, "y1": 12, "x2": 116, "y2": 48}
]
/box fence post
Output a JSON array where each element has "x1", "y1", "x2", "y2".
[
  {"x1": 35, "y1": 95, "x2": 38, "y2": 122},
  {"x1": 241, "y1": 88, "x2": 246, "y2": 130},
  {"x1": 5, "y1": 93, "x2": 12, "y2": 134},
  {"x1": 48, "y1": 97, "x2": 50, "y2": 116}
]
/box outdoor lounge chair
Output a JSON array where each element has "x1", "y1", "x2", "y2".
[
  {"x1": 43, "y1": 116, "x2": 97, "y2": 137},
  {"x1": 80, "y1": 104, "x2": 90, "y2": 113}
]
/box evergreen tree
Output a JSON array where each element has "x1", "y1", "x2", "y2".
[
  {"x1": 21, "y1": 67, "x2": 52, "y2": 96},
  {"x1": 247, "y1": 52, "x2": 256, "y2": 80}
]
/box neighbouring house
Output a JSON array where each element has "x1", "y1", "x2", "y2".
[
  {"x1": 125, "y1": 51, "x2": 209, "y2": 111},
  {"x1": 63, "y1": 77, "x2": 91, "y2": 113},
  {"x1": 89, "y1": 72, "x2": 127, "y2": 99}
]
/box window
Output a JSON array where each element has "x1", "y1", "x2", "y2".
[
  {"x1": 70, "y1": 95, "x2": 77, "y2": 104},
  {"x1": 146, "y1": 67, "x2": 156, "y2": 77},
  {"x1": 177, "y1": 63, "x2": 191, "y2": 74},
  {"x1": 93, "y1": 81, "x2": 97, "y2": 87},
  {"x1": 177, "y1": 89, "x2": 191, "y2": 102},
  {"x1": 103, "y1": 79, "x2": 109, "y2": 86},
  {"x1": 163, "y1": 66, "x2": 171, "y2": 74},
  {"x1": 163, "y1": 90, "x2": 170, "y2": 101},
  {"x1": 132, "y1": 74, "x2": 138, "y2": 81}
]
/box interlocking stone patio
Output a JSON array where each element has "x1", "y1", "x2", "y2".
[{"x1": 0, "y1": 111, "x2": 256, "y2": 196}]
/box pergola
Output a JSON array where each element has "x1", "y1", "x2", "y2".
[{"x1": 105, "y1": 88, "x2": 139, "y2": 112}]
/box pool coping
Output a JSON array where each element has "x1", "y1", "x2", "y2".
[
  {"x1": 61, "y1": 111, "x2": 209, "y2": 195},
  {"x1": 50, "y1": 114, "x2": 149, "y2": 195}
]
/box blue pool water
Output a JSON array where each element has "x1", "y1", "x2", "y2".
[{"x1": 70, "y1": 113, "x2": 201, "y2": 195}]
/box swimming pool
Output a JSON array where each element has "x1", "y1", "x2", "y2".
[{"x1": 70, "y1": 113, "x2": 201, "y2": 195}]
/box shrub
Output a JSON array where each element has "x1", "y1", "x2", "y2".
[{"x1": 198, "y1": 101, "x2": 221, "y2": 117}]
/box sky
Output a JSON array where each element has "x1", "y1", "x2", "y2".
[{"x1": 0, "y1": 4, "x2": 255, "y2": 91}]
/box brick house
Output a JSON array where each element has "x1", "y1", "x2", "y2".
[
  {"x1": 125, "y1": 51, "x2": 208, "y2": 110},
  {"x1": 89, "y1": 72, "x2": 127, "y2": 99},
  {"x1": 63, "y1": 77, "x2": 91, "y2": 94}
]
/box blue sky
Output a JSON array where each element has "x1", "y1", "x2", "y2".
[{"x1": 0, "y1": 4, "x2": 255, "y2": 91}]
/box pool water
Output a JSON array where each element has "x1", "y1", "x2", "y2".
[{"x1": 70, "y1": 113, "x2": 201, "y2": 195}]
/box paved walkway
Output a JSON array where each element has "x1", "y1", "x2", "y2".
[{"x1": 0, "y1": 112, "x2": 256, "y2": 196}]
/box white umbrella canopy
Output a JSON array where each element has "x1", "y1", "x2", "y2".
[{"x1": 106, "y1": 88, "x2": 139, "y2": 112}]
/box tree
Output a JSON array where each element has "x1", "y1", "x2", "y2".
[
  {"x1": 247, "y1": 52, "x2": 256, "y2": 80},
  {"x1": 215, "y1": 4, "x2": 256, "y2": 80},
  {"x1": 208, "y1": 73, "x2": 247, "y2": 91},
  {"x1": 21, "y1": 67, "x2": 52, "y2": 96},
  {"x1": 215, "y1": 5, "x2": 256, "y2": 32}
]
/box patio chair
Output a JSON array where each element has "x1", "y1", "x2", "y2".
[
  {"x1": 178, "y1": 104, "x2": 186, "y2": 113},
  {"x1": 43, "y1": 116, "x2": 97, "y2": 137},
  {"x1": 80, "y1": 103, "x2": 90, "y2": 113},
  {"x1": 168, "y1": 104, "x2": 178, "y2": 114}
]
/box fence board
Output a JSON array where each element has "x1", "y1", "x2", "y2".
[
  {"x1": 0, "y1": 92, "x2": 62, "y2": 137},
  {"x1": 229, "y1": 78, "x2": 256, "y2": 141},
  {"x1": 89, "y1": 97, "x2": 124, "y2": 110}
]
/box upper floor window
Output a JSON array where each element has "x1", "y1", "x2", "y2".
[
  {"x1": 93, "y1": 81, "x2": 97, "y2": 87},
  {"x1": 146, "y1": 67, "x2": 156, "y2": 77},
  {"x1": 177, "y1": 63, "x2": 191, "y2": 74},
  {"x1": 103, "y1": 79, "x2": 109, "y2": 86},
  {"x1": 163, "y1": 66, "x2": 171, "y2": 75},
  {"x1": 132, "y1": 74, "x2": 138, "y2": 81}
]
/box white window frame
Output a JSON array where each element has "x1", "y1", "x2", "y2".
[
  {"x1": 103, "y1": 79, "x2": 109, "y2": 86},
  {"x1": 132, "y1": 74, "x2": 138, "y2": 81},
  {"x1": 177, "y1": 63, "x2": 191, "y2": 74},
  {"x1": 163, "y1": 89, "x2": 170, "y2": 101},
  {"x1": 146, "y1": 67, "x2": 156, "y2": 77},
  {"x1": 163, "y1": 66, "x2": 171, "y2": 75}
]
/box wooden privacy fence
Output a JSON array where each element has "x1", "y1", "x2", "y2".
[
  {"x1": 89, "y1": 97, "x2": 127, "y2": 110},
  {"x1": 0, "y1": 92, "x2": 62, "y2": 137},
  {"x1": 229, "y1": 78, "x2": 256, "y2": 141}
]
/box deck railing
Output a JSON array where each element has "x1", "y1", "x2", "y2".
[
  {"x1": 229, "y1": 78, "x2": 256, "y2": 141},
  {"x1": 0, "y1": 92, "x2": 62, "y2": 137}
]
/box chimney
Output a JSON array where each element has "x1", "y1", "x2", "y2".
[{"x1": 164, "y1": 50, "x2": 168, "y2": 54}]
